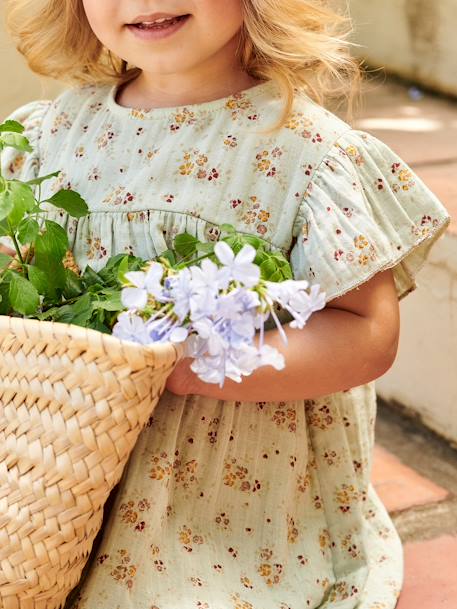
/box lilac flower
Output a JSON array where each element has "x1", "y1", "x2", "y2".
[
  {"x1": 214, "y1": 242, "x2": 260, "y2": 287},
  {"x1": 121, "y1": 263, "x2": 164, "y2": 309},
  {"x1": 112, "y1": 311, "x2": 151, "y2": 344}
]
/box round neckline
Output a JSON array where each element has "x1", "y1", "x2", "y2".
[{"x1": 106, "y1": 78, "x2": 277, "y2": 119}]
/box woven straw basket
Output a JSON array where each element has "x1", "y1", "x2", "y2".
[{"x1": 0, "y1": 315, "x2": 183, "y2": 609}]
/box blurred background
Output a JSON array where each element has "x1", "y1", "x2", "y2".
[{"x1": 1, "y1": 2, "x2": 457, "y2": 606}]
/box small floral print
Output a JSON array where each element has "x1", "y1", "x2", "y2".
[
  {"x1": 178, "y1": 149, "x2": 220, "y2": 181},
  {"x1": 110, "y1": 549, "x2": 137, "y2": 589},
  {"x1": 170, "y1": 108, "x2": 196, "y2": 132},
  {"x1": 287, "y1": 514, "x2": 299, "y2": 543},
  {"x1": 256, "y1": 547, "x2": 283, "y2": 586},
  {"x1": 271, "y1": 403, "x2": 297, "y2": 432},
  {"x1": 178, "y1": 525, "x2": 205, "y2": 553},
  {"x1": 285, "y1": 111, "x2": 314, "y2": 138},
  {"x1": 334, "y1": 483, "x2": 361, "y2": 513},
  {"x1": 340, "y1": 532, "x2": 361, "y2": 558},
  {"x1": 96, "y1": 124, "x2": 117, "y2": 149},
  {"x1": 50, "y1": 111, "x2": 72, "y2": 135},
  {"x1": 305, "y1": 400, "x2": 335, "y2": 430},
  {"x1": 225, "y1": 92, "x2": 254, "y2": 120},
  {"x1": 230, "y1": 593, "x2": 254, "y2": 609},
  {"x1": 224, "y1": 134, "x2": 238, "y2": 148},
  {"x1": 223, "y1": 458, "x2": 262, "y2": 494},
  {"x1": 86, "y1": 236, "x2": 107, "y2": 261}
]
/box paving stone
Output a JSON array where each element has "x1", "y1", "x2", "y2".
[
  {"x1": 397, "y1": 535, "x2": 457, "y2": 609},
  {"x1": 372, "y1": 444, "x2": 449, "y2": 513}
]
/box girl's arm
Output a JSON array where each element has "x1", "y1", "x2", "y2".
[{"x1": 165, "y1": 268, "x2": 400, "y2": 402}]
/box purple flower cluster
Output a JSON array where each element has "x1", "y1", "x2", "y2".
[{"x1": 112, "y1": 242, "x2": 326, "y2": 386}]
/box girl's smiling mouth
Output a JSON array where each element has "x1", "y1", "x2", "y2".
[{"x1": 126, "y1": 13, "x2": 191, "y2": 40}]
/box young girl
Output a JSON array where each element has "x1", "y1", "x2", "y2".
[{"x1": 2, "y1": 1, "x2": 451, "y2": 608}]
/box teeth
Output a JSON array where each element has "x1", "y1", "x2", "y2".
[{"x1": 139, "y1": 16, "x2": 176, "y2": 25}]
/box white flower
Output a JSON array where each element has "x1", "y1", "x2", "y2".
[
  {"x1": 214, "y1": 241, "x2": 260, "y2": 288},
  {"x1": 122, "y1": 263, "x2": 164, "y2": 309},
  {"x1": 112, "y1": 311, "x2": 150, "y2": 344}
]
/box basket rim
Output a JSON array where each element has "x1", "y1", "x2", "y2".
[{"x1": 0, "y1": 314, "x2": 184, "y2": 368}]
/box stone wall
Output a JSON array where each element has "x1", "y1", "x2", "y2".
[{"x1": 349, "y1": 0, "x2": 457, "y2": 97}]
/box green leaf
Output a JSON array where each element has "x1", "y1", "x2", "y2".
[
  {"x1": 34, "y1": 220, "x2": 69, "y2": 295},
  {"x1": 25, "y1": 171, "x2": 61, "y2": 186},
  {"x1": 43, "y1": 220, "x2": 69, "y2": 257},
  {"x1": 0, "y1": 132, "x2": 33, "y2": 153},
  {"x1": 157, "y1": 248, "x2": 177, "y2": 266},
  {"x1": 219, "y1": 223, "x2": 236, "y2": 235},
  {"x1": 0, "y1": 186, "x2": 15, "y2": 221},
  {"x1": 174, "y1": 233, "x2": 199, "y2": 258},
  {"x1": 8, "y1": 271, "x2": 40, "y2": 315},
  {"x1": 0, "y1": 252, "x2": 12, "y2": 270},
  {"x1": 17, "y1": 217, "x2": 40, "y2": 245},
  {"x1": 116, "y1": 255, "x2": 130, "y2": 285},
  {"x1": 83, "y1": 264, "x2": 105, "y2": 287},
  {"x1": 0, "y1": 120, "x2": 25, "y2": 134},
  {"x1": 0, "y1": 280, "x2": 11, "y2": 314},
  {"x1": 259, "y1": 258, "x2": 278, "y2": 280},
  {"x1": 71, "y1": 293, "x2": 94, "y2": 325},
  {"x1": 63, "y1": 268, "x2": 83, "y2": 299},
  {"x1": 91, "y1": 291, "x2": 123, "y2": 312},
  {"x1": 7, "y1": 181, "x2": 36, "y2": 227},
  {"x1": 45, "y1": 189, "x2": 89, "y2": 218},
  {"x1": 27, "y1": 265, "x2": 49, "y2": 295},
  {"x1": 195, "y1": 242, "x2": 214, "y2": 254}
]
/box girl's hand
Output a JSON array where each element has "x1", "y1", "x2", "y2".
[{"x1": 165, "y1": 357, "x2": 202, "y2": 397}]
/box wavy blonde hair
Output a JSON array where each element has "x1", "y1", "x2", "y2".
[{"x1": 5, "y1": 0, "x2": 362, "y2": 128}]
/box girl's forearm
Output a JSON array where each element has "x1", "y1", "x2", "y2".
[{"x1": 191, "y1": 307, "x2": 397, "y2": 402}]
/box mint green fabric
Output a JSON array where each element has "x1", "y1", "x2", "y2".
[{"x1": 1, "y1": 80, "x2": 450, "y2": 609}]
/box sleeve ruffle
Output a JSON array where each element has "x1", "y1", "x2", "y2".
[
  {"x1": 1, "y1": 99, "x2": 52, "y2": 181},
  {"x1": 0, "y1": 100, "x2": 52, "y2": 249},
  {"x1": 289, "y1": 129, "x2": 451, "y2": 302}
]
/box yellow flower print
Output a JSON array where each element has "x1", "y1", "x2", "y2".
[
  {"x1": 230, "y1": 593, "x2": 254, "y2": 609},
  {"x1": 224, "y1": 134, "x2": 238, "y2": 148},
  {"x1": 398, "y1": 168, "x2": 413, "y2": 182},
  {"x1": 256, "y1": 547, "x2": 283, "y2": 586},
  {"x1": 178, "y1": 149, "x2": 220, "y2": 181},
  {"x1": 285, "y1": 111, "x2": 314, "y2": 138},
  {"x1": 7, "y1": 154, "x2": 25, "y2": 177},
  {"x1": 50, "y1": 111, "x2": 72, "y2": 134},
  {"x1": 354, "y1": 235, "x2": 369, "y2": 250},
  {"x1": 149, "y1": 454, "x2": 173, "y2": 481},
  {"x1": 319, "y1": 528, "x2": 331, "y2": 553},
  {"x1": 258, "y1": 210, "x2": 270, "y2": 222},
  {"x1": 179, "y1": 161, "x2": 195, "y2": 176},
  {"x1": 359, "y1": 253, "x2": 370, "y2": 266},
  {"x1": 109, "y1": 549, "x2": 137, "y2": 589},
  {"x1": 225, "y1": 92, "x2": 254, "y2": 120},
  {"x1": 196, "y1": 153, "x2": 208, "y2": 167},
  {"x1": 335, "y1": 483, "x2": 360, "y2": 514},
  {"x1": 86, "y1": 236, "x2": 107, "y2": 261},
  {"x1": 178, "y1": 524, "x2": 205, "y2": 553},
  {"x1": 340, "y1": 533, "x2": 361, "y2": 558},
  {"x1": 75, "y1": 146, "x2": 85, "y2": 159},
  {"x1": 240, "y1": 575, "x2": 253, "y2": 589},
  {"x1": 223, "y1": 458, "x2": 263, "y2": 493},
  {"x1": 297, "y1": 471, "x2": 311, "y2": 493},
  {"x1": 96, "y1": 124, "x2": 117, "y2": 149},
  {"x1": 287, "y1": 514, "x2": 299, "y2": 543},
  {"x1": 170, "y1": 108, "x2": 196, "y2": 131}
]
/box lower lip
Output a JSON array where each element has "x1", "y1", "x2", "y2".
[{"x1": 126, "y1": 15, "x2": 190, "y2": 40}]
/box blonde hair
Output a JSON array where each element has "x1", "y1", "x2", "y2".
[{"x1": 5, "y1": 0, "x2": 362, "y2": 128}]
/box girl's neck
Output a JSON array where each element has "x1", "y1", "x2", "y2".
[{"x1": 117, "y1": 71, "x2": 263, "y2": 110}]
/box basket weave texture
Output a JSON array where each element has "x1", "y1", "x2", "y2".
[{"x1": 0, "y1": 315, "x2": 182, "y2": 609}]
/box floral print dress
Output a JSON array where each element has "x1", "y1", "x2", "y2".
[{"x1": 1, "y1": 79, "x2": 450, "y2": 609}]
